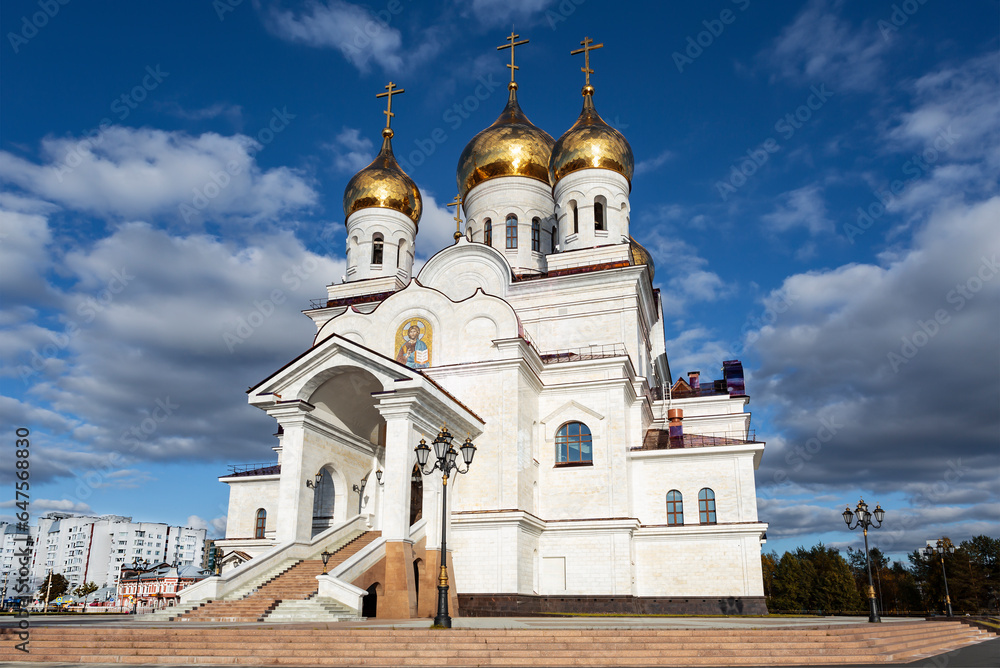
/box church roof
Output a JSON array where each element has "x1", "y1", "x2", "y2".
[{"x1": 634, "y1": 430, "x2": 763, "y2": 451}]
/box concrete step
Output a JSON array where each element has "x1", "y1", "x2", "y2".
[
  {"x1": 5, "y1": 620, "x2": 993, "y2": 667},
  {"x1": 263, "y1": 597, "x2": 363, "y2": 622}
]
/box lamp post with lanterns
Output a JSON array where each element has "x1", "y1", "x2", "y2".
[
  {"x1": 414, "y1": 425, "x2": 476, "y2": 628},
  {"x1": 843, "y1": 498, "x2": 885, "y2": 623},
  {"x1": 919, "y1": 539, "x2": 955, "y2": 617},
  {"x1": 129, "y1": 557, "x2": 150, "y2": 614}
]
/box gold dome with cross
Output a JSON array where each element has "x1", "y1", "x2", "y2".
[
  {"x1": 549, "y1": 37, "x2": 634, "y2": 186},
  {"x1": 343, "y1": 82, "x2": 422, "y2": 226},
  {"x1": 456, "y1": 32, "x2": 555, "y2": 200}
]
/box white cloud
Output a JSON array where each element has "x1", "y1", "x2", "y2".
[
  {"x1": 325, "y1": 127, "x2": 374, "y2": 174},
  {"x1": 186, "y1": 514, "x2": 227, "y2": 538},
  {"x1": 634, "y1": 149, "x2": 675, "y2": 177},
  {"x1": 162, "y1": 102, "x2": 244, "y2": 125},
  {"x1": 413, "y1": 189, "x2": 462, "y2": 261},
  {"x1": 761, "y1": 184, "x2": 833, "y2": 236},
  {"x1": 749, "y1": 196, "x2": 1000, "y2": 506},
  {"x1": 0, "y1": 498, "x2": 92, "y2": 514},
  {"x1": 4, "y1": 221, "x2": 347, "y2": 484},
  {"x1": 263, "y1": 0, "x2": 443, "y2": 74},
  {"x1": 761, "y1": 0, "x2": 891, "y2": 92},
  {"x1": 0, "y1": 208, "x2": 55, "y2": 306},
  {"x1": 462, "y1": 0, "x2": 557, "y2": 27},
  {"x1": 0, "y1": 126, "x2": 316, "y2": 226}
]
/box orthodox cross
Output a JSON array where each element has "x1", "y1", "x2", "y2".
[
  {"x1": 570, "y1": 36, "x2": 603, "y2": 87},
  {"x1": 447, "y1": 194, "x2": 463, "y2": 240},
  {"x1": 376, "y1": 81, "x2": 404, "y2": 131},
  {"x1": 497, "y1": 31, "x2": 529, "y2": 85}
]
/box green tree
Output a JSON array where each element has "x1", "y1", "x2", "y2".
[
  {"x1": 74, "y1": 581, "x2": 99, "y2": 601},
  {"x1": 771, "y1": 550, "x2": 814, "y2": 611},
  {"x1": 809, "y1": 544, "x2": 863, "y2": 612},
  {"x1": 38, "y1": 572, "x2": 69, "y2": 603},
  {"x1": 761, "y1": 551, "x2": 779, "y2": 601}
]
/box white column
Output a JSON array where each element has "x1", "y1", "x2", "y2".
[
  {"x1": 269, "y1": 403, "x2": 316, "y2": 543},
  {"x1": 379, "y1": 413, "x2": 416, "y2": 541}
]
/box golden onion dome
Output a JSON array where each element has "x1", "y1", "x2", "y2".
[
  {"x1": 549, "y1": 87, "x2": 634, "y2": 186},
  {"x1": 343, "y1": 129, "x2": 422, "y2": 226},
  {"x1": 629, "y1": 236, "x2": 655, "y2": 281},
  {"x1": 456, "y1": 84, "x2": 555, "y2": 200}
]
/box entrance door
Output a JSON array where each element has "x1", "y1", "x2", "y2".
[{"x1": 311, "y1": 468, "x2": 335, "y2": 537}]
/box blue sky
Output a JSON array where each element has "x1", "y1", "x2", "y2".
[{"x1": 1, "y1": 0, "x2": 997, "y2": 563}]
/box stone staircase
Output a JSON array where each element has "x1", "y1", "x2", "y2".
[
  {"x1": 265, "y1": 597, "x2": 363, "y2": 622},
  {"x1": 0, "y1": 620, "x2": 994, "y2": 665},
  {"x1": 174, "y1": 530, "x2": 380, "y2": 622}
]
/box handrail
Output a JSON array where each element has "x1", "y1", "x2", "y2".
[{"x1": 179, "y1": 515, "x2": 367, "y2": 604}]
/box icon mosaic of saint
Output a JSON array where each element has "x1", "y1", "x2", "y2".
[{"x1": 394, "y1": 318, "x2": 431, "y2": 369}]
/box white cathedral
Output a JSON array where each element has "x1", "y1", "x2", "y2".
[{"x1": 197, "y1": 37, "x2": 768, "y2": 619}]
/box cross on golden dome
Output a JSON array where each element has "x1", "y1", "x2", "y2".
[
  {"x1": 447, "y1": 194, "x2": 463, "y2": 240},
  {"x1": 570, "y1": 36, "x2": 603, "y2": 88},
  {"x1": 497, "y1": 31, "x2": 529, "y2": 86},
  {"x1": 376, "y1": 81, "x2": 404, "y2": 135}
]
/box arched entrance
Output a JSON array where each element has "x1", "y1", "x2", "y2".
[
  {"x1": 311, "y1": 467, "x2": 336, "y2": 537},
  {"x1": 362, "y1": 583, "x2": 379, "y2": 618},
  {"x1": 409, "y1": 464, "x2": 423, "y2": 526}
]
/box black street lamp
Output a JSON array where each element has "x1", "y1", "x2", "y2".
[
  {"x1": 321, "y1": 550, "x2": 332, "y2": 575},
  {"x1": 919, "y1": 539, "x2": 956, "y2": 617},
  {"x1": 414, "y1": 425, "x2": 476, "y2": 628},
  {"x1": 843, "y1": 498, "x2": 885, "y2": 623},
  {"x1": 129, "y1": 557, "x2": 150, "y2": 614}
]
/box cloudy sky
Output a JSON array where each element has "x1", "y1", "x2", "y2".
[{"x1": 1, "y1": 0, "x2": 997, "y2": 561}]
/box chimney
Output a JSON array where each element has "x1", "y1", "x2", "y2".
[
  {"x1": 668, "y1": 408, "x2": 683, "y2": 441},
  {"x1": 688, "y1": 371, "x2": 700, "y2": 391}
]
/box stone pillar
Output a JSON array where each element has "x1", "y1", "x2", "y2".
[
  {"x1": 374, "y1": 404, "x2": 419, "y2": 618},
  {"x1": 269, "y1": 402, "x2": 317, "y2": 543}
]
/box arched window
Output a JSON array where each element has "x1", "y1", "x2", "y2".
[
  {"x1": 484, "y1": 219, "x2": 492, "y2": 246},
  {"x1": 371, "y1": 234, "x2": 384, "y2": 265},
  {"x1": 555, "y1": 421, "x2": 592, "y2": 465},
  {"x1": 698, "y1": 488, "x2": 717, "y2": 525},
  {"x1": 254, "y1": 509, "x2": 266, "y2": 539},
  {"x1": 531, "y1": 217, "x2": 540, "y2": 251},
  {"x1": 570, "y1": 200, "x2": 579, "y2": 235},
  {"x1": 666, "y1": 490, "x2": 683, "y2": 526},
  {"x1": 551, "y1": 226, "x2": 557, "y2": 252},
  {"x1": 506, "y1": 214, "x2": 518, "y2": 249},
  {"x1": 594, "y1": 198, "x2": 605, "y2": 231}
]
